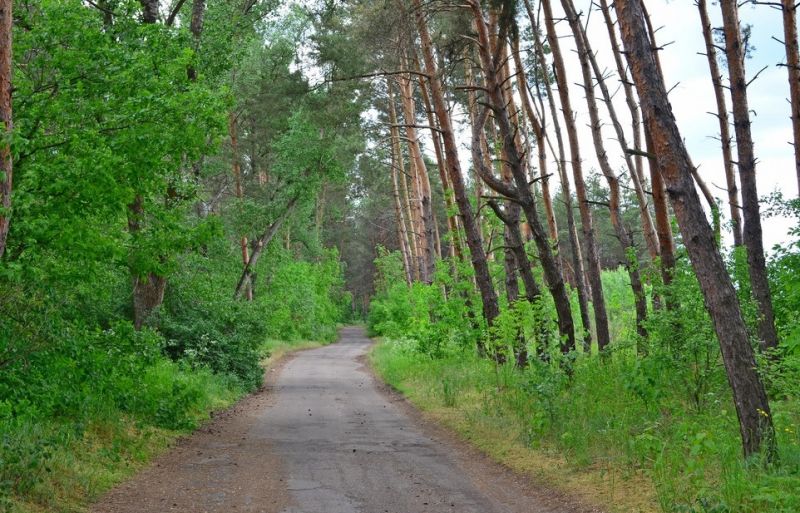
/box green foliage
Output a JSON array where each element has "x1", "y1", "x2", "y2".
[
  {"x1": 372, "y1": 334, "x2": 800, "y2": 513},
  {"x1": 370, "y1": 251, "x2": 800, "y2": 512},
  {"x1": 0, "y1": 2, "x2": 358, "y2": 511},
  {"x1": 367, "y1": 249, "x2": 482, "y2": 357}
]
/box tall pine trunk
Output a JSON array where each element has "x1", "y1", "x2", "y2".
[
  {"x1": 468, "y1": 2, "x2": 575, "y2": 352},
  {"x1": 415, "y1": 61, "x2": 464, "y2": 262},
  {"x1": 511, "y1": 35, "x2": 557, "y2": 242},
  {"x1": 720, "y1": 0, "x2": 779, "y2": 351},
  {"x1": 410, "y1": 0, "x2": 500, "y2": 336},
  {"x1": 615, "y1": 0, "x2": 775, "y2": 461},
  {"x1": 780, "y1": 0, "x2": 800, "y2": 195},
  {"x1": 697, "y1": 0, "x2": 743, "y2": 247},
  {"x1": 562, "y1": 0, "x2": 648, "y2": 340},
  {"x1": 524, "y1": 0, "x2": 593, "y2": 349},
  {"x1": 388, "y1": 82, "x2": 415, "y2": 284},
  {"x1": 597, "y1": 0, "x2": 660, "y2": 262},
  {"x1": 542, "y1": 0, "x2": 611, "y2": 350},
  {"x1": 398, "y1": 70, "x2": 434, "y2": 283}
]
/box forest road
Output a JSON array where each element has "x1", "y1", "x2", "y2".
[{"x1": 92, "y1": 326, "x2": 596, "y2": 513}]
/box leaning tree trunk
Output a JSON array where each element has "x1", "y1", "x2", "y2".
[
  {"x1": 0, "y1": 0, "x2": 11, "y2": 260},
  {"x1": 524, "y1": 0, "x2": 593, "y2": 349},
  {"x1": 542, "y1": 0, "x2": 611, "y2": 351},
  {"x1": 488, "y1": 199, "x2": 545, "y2": 366},
  {"x1": 562, "y1": 0, "x2": 648, "y2": 340},
  {"x1": 234, "y1": 198, "x2": 297, "y2": 299},
  {"x1": 720, "y1": 0, "x2": 779, "y2": 351},
  {"x1": 464, "y1": 53, "x2": 493, "y2": 253},
  {"x1": 615, "y1": 0, "x2": 775, "y2": 462},
  {"x1": 697, "y1": 0, "x2": 743, "y2": 247},
  {"x1": 410, "y1": 0, "x2": 500, "y2": 336},
  {"x1": 780, "y1": 0, "x2": 800, "y2": 196},
  {"x1": 468, "y1": 2, "x2": 575, "y2": 353}
]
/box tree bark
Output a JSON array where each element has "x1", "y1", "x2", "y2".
[
  {"x1": 464, "y1": 53, "x2": 494, "y2": 255},
  {"x1": 488, "y1": 200, "x2": 544, "y2": 366},
  {"x1": 468, "y1": 3, "x2": 575, "y2": 353},
  {"x1": 562, "y1": 0, "x2": 647, "y2": 340},
  {"x1": 186, "y1": 0, "x2": 206, "y2": 81},
  {"x1": 397, "y1": 70, "x2": 432, "y2": 282},
  {"x1": 780, "y1": 0, "x2": 800, "y2": 196},
  {"x1": 388, "y1": 82, "x2": 415, "y2": 285},
  {"x1": 511, "y1": 35, "x2": 557, "y2": 243},
  {"x1": 720, "y1": 0, "x2": 779, "y2": 351},
  {"x1": 524, "y1": 0, "x2": 593, "y2": 349},
  {"x1": 229, "y1": 112, "x2": 253, "y2": 300},
  {"x1": 615, "y1": 0, "x2": 775, "y2": 461},
  {"x1": 415, "y1": 58, "x2": 464, "y2": 262},
  {"x1": 696, "y1": 0, "x2": 743, "y2": 246},
  {"x1": 410, "y1": 0, "x2": 500, "y2": 334},
  {"x1": 597, "y1": 0, "x2": 660, "y2": 263},
  {"x1": 234, "y1": 197, "x2": 297, "y2": 299},
  {"x1": 542, "y1": 0, "x2": 611, "y2": 351},
  {"x1": 0, "y1": 0, "x2": 11, "y2": 260},
  {"x1": 639, "y1": 3, "x2": 677, "y2": 288},
  {"x1": 140, "y1": 0, "x2": 159, "y2": 23}
]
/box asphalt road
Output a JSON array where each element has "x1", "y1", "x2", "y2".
[{"x1": 93, "y1": 326, "x2": 588, "y2": 513}]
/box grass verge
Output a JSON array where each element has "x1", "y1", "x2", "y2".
[
  {"x1": 4, "y1": 338, "x2": 326, "y2": 513},
  {"x1": 369, "y1": 338, "x2": 800, "y2": 513}
]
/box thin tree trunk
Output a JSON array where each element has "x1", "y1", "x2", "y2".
[
  {"x1": 488, "y1": 199, "x2": 544, "y2": 366},
  {"x1": 562, "y1": 0, "x2": 647, "y2": 340},
  {"x1": 464, "y1": 55, "x2": 492, "y2": 250},
  {"x1": 640, "y1": 3, "x2": 677, "y2": 287},
  {"x1": 542, "y1": 0, "x2": 611, "y2": 350},
  {"x1": 234, "y1": 197, "x2": 297, "y2": 299},
  {"x1": 0, "y1": 0, "x2": 11, "y2": 260},
  {"x1": 186, "y1": 0, "x2": 205, "y2": 81},
  {"x1": 468, "y1": 3, "x2": 575, "y2": 352},
  {"x1": 415, "y1": 58, "x2": 464, "y2": 261},
  {"x1": 398, "y1": 70, "x2": 433, "y2": 282},
  {"x1": 410, "y1": 0, "x2": 500, "y2": 335},
  {"x1": 511, "y1": 35, "x2": 557, "y2": 242},
  {"x1": 230, "y1": 112, "x2": 253, "y2": 301},
  {"x1": 720, "y1": 0, "x2": 779, "y2": 351},
  {"x1": 616, "y1": 0, "x2": 775, "y2": 461},
  {"x1": 780, "y1": 0, "x2": 800, "y2": 196},
  {"x1": 388, "y1": 82, "x2": 415, "y2": 284},
  {"x1": 395, "y1": 107, "x2": 420, "y2": 282},
  {"x1": 697, "y1": 0, "x2": 743, "y2": 247},
  {"x1": 525, "y1": 0, "x2": 593, "y2": 348},
  {"x1": 597, "y1": 0, "x2": 660, "y2": 262}
]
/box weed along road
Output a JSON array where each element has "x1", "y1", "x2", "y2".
[{"x1": 93, "y1": 327, "x2": 589, "y2": 513}]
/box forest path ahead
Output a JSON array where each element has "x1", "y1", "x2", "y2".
[{"x1": 92, "y1": 326, "x2": 593, "y2": 513}]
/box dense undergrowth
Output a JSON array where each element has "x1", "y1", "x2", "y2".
[
  {"x1": 368, "y1": 232, "x2": 800, "y2": 512},
  {"x1": 0, "y1": 240, "x2": 347, "y2": 513}
]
